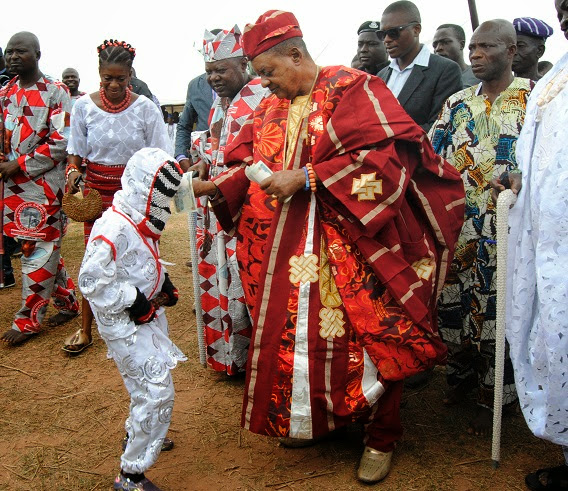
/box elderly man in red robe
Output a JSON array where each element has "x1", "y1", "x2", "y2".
[{"x1": 193, "y1": 10, "x2": 464, "y2": 484}]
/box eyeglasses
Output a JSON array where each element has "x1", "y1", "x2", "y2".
[{"x1": 377, "y1": 22, "x2": 419, "y2": 41}]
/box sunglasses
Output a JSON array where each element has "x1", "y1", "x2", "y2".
[{"x1": 377, "y1": 22, "x2": 419, "y2": 41}]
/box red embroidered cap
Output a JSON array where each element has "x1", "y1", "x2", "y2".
[{"x1": 242, "y1": 10, "x2": 303, "y2": 60}]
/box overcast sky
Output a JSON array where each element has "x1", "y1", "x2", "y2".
[{"x1": 3, "y1": 0, "x2": 566, "y2": 103}]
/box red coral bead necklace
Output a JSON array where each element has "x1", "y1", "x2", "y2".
[{"x1": 99, "y1": 87, "x2": 131, "y2": 113}]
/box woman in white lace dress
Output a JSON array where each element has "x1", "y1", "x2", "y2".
[{"x1": 63, "y1": 39, "x2": 170, "y2": 354}]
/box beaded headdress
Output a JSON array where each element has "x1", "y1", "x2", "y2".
[{"x1": 97, "y1": 39, "x2": 136, "y2": 59}]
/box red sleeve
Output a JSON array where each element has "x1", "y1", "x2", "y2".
[{"x1": 211, "y1": 165, "x2": 250, "y2": 235}]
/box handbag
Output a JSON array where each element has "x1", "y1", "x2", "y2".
[{"x1": 62, "y1": 189, "x2": 103, "y2": 222}]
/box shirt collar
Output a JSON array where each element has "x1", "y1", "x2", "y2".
[
  {"x1": 388, "y1": 44, "x2": 431, "y2": 72},
  {"x1": 475, "y1": 76, "x2": 526, "y2": 97}
]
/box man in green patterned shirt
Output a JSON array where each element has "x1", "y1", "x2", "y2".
[{"x1": 429, "y1": 19, "x2": 533, "y2": 437}]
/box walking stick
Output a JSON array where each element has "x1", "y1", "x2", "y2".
[
  {"x1": 491, "y1": 189, "x2": 517, "y2": 469},
  {"x1": 188, "y1": 209, "x2": 207, "y2": 367}
]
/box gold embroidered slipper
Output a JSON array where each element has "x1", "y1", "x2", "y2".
[{"x1": 357, "y1": 447, "x2": 393, "y2": 483}]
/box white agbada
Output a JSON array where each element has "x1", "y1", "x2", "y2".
[
  {"x1": 79, "y1": 148, "x2": 187, "y2": 473},
  {"x1": 506, "y1": 52, "x2": 568, "y2": 446}
]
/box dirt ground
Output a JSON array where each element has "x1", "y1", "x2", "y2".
[{"x1": 0, "y1": 213, "x2": 562, "y2": 491}]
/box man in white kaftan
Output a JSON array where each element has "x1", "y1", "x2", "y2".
[{"x1": 505, "y1": 40, "x2": 568, "y2": 489}]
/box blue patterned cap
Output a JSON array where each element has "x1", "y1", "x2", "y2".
[{"x1": 513, "y1": 17, "x2": 554, "y2": 39}]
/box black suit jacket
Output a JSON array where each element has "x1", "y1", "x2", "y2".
[{"x1": 377, "y1": 52, "x2": 463, "y2": 132}]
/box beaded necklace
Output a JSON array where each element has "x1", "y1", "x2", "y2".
[
  {"x1": 282, "y1": 66, "x2": 320, "y2": 170},
  {"x1": 99, "y1": 87, "x2": 132, "y2": 113}
]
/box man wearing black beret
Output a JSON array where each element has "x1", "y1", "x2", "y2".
[{"x1": 356, "y1": 21, "x2": 389, "y2": 74}]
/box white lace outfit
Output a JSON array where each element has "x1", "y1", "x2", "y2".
[
  {"x1": 79, "y1": 148, "x2": 186, "y2": 474},
  {"x1": 506, "y1": 52, "x2": 568, "y2": 447},
  {"x1": 68, "y1": 95, "x2": 170, "y2": 165}
]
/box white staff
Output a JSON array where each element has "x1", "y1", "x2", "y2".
[
  {"x1": 172, "y1": 171, "x2": 206, "y2": 366},
  {"x1": 185, "y1": 131, "x2": 211, "y2": 367},
  {"x1": 492, "y1": 189, "x2": 517, "y2": 468},
  {"x1": 188, "y1": 209, "x2": 207, "y2": 366}
]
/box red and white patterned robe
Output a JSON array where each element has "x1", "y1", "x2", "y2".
[
  {"x1": 192, "y1": 78, "x2": 267, "y2": 374},
  {"x1": 1, "y1": 76, "x2": 78, "y2": 333},
  {"x1": 1, "y1": 76, "x2": 70, "y2": 241}
]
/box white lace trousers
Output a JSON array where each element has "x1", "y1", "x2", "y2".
[
  {"x1": 99, "y1": 313, "x2": 185, "y2": 474},
  {"x1": 120, "y1": 370, "x2": 174, "y2": 474}
]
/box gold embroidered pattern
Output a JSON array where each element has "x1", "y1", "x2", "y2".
[
  {"x1": 319, "y1": 243, "x2": 342, "y2": 308},
  {"x1": 351, "y1": 172, "x2": 383, "y2": 201},
  {"x1": 318, "y1": 238, "x2": 344, "y2": 339},
  {"x1": 289, "y1": 254, "x2": 319, "y2": 284},
  {"x1": 412, "y1": 258, "x2": 435, "y2": 281},
  {"x1": 319, "y1": 307, "x2": 346, "y2": 339}
]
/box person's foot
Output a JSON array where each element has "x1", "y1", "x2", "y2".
[
  {"x1": 114, "y1": 472, "x2": 162, "y2": 490},
  {"x1": 357, "y1": 446, "x2": 393, "y2": 483},
  {"x1": 0, "y1": 273, "x2": 16, "y2": 289},
  {"x1": 443, "y1": 373, "x2": 478, "y2": 405},
  {"x1": 62, "y1": 328, "x2": 92, "y2": 354},
  {"x1": 1, "y1": 329, "x2": 37, "y2": 346},
  {"x1": 467, "y1": 401, "x2": 518, "y2": 436},
  {"x1": 43, "y1": 310, "x2": 79, "y2": 328},
  {"x1": 467, "y1": 405, "x2": 493, "y2": 436},
  {"x1": 525, "y1": 464, "x2": 568, "y2": 490}
]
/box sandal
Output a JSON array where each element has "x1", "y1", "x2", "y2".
[
  {"x1": 122, "y1": 434, "x2": 174, "y2": 452},
  {"x1": 62, "y1": 329, "x2": 93, "y2": 354},
  {"x1": 525, "y1": 465, "x2": 568, "y2": 490},
  {"x1": 44, "y1": 310, "x2": 79, "y2": 327}
]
